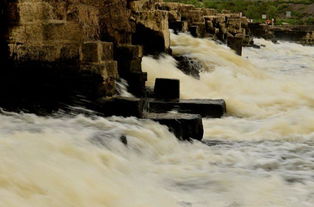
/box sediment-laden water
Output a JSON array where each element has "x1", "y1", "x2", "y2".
[{"x1": 1, "y1": 33, "x2": 313, "y2": 207}]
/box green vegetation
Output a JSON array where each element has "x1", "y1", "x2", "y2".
[{"x1": 165, "y1": 0, "x2": 314, "y2": 25}]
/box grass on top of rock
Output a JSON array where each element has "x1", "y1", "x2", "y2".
[{"x1": 165, "y1": 0, "x2": 314, "y2": 25}]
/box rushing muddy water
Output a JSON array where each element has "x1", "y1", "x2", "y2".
[{"x1": 1, "y1": 33, "x2": 314, "y2": 207}]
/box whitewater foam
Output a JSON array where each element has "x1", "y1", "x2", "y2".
[
  {"x1": 1, "y1": 32, "x2": 314, "y2": 207},
  {"x1": 142, "y1": 33, "x2": 314, "y2": 141}
]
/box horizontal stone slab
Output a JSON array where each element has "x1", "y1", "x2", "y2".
[
  {"x1": 147, "y1": 99, "x2": 226, "y2": 118},
  {"x1": 91, "y1": 97, "x2": 144, "y2": 118},
  {"x1": 144, "y1": 113, "x2": 203, "y2": 141}
]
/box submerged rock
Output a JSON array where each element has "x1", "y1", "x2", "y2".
[
  {"x1": 120, "y1": 135, "x2": 128, "y2": 146},
  {"x1": 174, "y1": 56, "x2": 202, "y2": 79}
]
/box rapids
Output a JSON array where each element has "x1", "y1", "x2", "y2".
[{"x1": 1, "y1": 33, "x2": 314, "y2": 207}]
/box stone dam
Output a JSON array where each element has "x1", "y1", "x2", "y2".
[{"x1": 0, "y1": 0, "x2": 313, "y2": 140}]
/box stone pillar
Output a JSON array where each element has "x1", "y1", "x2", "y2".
[{"x1": 227, "y1": 36, "x2": 243, "y2": 56}]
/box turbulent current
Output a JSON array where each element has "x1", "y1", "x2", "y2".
[{"x1": 1, "y1": 33, "x2": 314, "y2": 207}]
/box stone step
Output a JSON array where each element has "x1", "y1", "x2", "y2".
[
  {"x1": 144, "y1": 112, "x2": 203, "y2": 141},
  {"x1": 80, "y1": 41, "x2": 114, "y2": 63},
  {"x1": 147, "y1": 99, "x2": 226, "y2": 118}
]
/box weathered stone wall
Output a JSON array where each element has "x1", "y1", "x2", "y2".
[
  {"x1": 5, "y1": 0, "x2": 124, "y2": 98},
  {"x1": 2, "y1": 0, "x2": 174, "y2": 99}
]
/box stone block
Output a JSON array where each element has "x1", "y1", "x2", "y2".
[
  {"x1": 227, "y1": 36, "x2": 243, "y2": 56},
  {"x1": 115, "y1": 44, "x2": 143, "y2": 60},
  {"x1": 92, "y1": 97, "x2": 145, "y2": 118},
  {"x1": 125, "y1": 72, "x2": 147, "y2": 97},
  {"x1": 147, "y1": 99, "x2": 226, "y2": 118},
  {"x1": 11, "y1": 44, "x2": 59, "y2": 61},
  {"x1": 18, "y1": 2, "x2": 49, "y2": 23},
  {"x1": 80, "y1": 61, "x2": 118, "y2": 97},
  {"x1": 9, "y1": 24, "x2": 45, "y2": 43},
  {"x1": 60, "y1": 44, "x2": 80, "y2": 61},
  {"x1": 81, "y1": 42, "x2": 99, "y2": 63},
  {"x1": 170, "y1": 21, "x2": 188, "y2": 33},
  {"x1": 104, "y1": 61, "x2": 119, "y2": 79},
  {"x1": 14, "y1": 1, "x2": 66, "y2": 24},
  {"x1": 144, "y1": 113, "x2": 204, "y2": 141},
  {"x1": 168, "y1": 10, "x2": 181, "y2": 22},
  {"x1": 181, "y1": 9, "x2": 205, "y2": 23},
  {"x1": 154, "y1": 78, "x2": 180, "y2": 100},
  {"x1": 80, "y1": 61, "x2": 118, "y2": 80},
  {"x1": 101, "y1": 42, "x2": 114, "y2": 61},
  {"x1": 7, "y1": 2, "x2": 19, "y2": 25},
  {"x1": 135, "y1": 10, "x2": 170, "y2": 52},
  {"x1": 81, "y1": 41, "x2": 114, "y2": 63},
  {"x1": 43, "y1": 22, "x2": 82, "y2": 42},
  {"x1": 118, "y1": 57, "x2": 143, "y2": 74},
  {"x1": 202, "y1": 8, "x2": 217, "y2": 16},
  {"x1": 189, "y1": 24, "x2": 206, "y2": 38}
]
